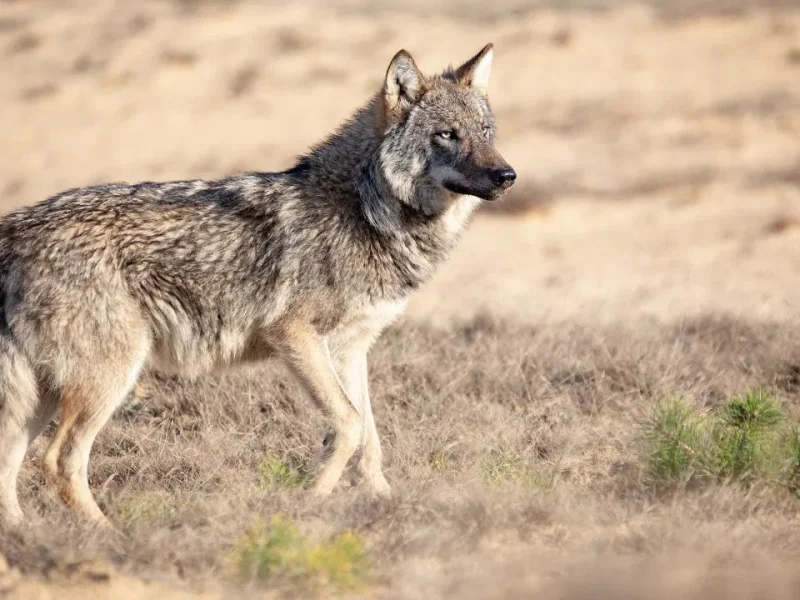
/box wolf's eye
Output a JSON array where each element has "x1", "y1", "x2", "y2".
[
  {"x1": 482, "y1": 124, "x2": 492, "y2": 134},
  {"x1": 436, "y1": 130, "x2": 455, "y2": 140}
]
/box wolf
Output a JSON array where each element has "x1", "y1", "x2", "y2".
[{"x1": 0, "y1": 43, "x2": 515, "y2": 526}]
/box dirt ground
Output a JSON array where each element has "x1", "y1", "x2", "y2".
[{"x1": 1, "y1": 0, "x2": 800, "y2": 598}]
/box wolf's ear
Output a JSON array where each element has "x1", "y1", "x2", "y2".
[
  {"x1": 383, "y1": 50, "x2": 426, "y2": 120},
  {"x1": 456, "y1": 43, "x2": 494, "y2": 96}
]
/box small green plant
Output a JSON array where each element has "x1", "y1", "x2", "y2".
[
  {"x1": 258, "y1": 455, "x2": 311, "y2": 488},
  {"x1": 430, "y1": 452, "x2": 451, "y2": 473},
  {"x1": 710, "y1": 390, "x2": 785, "y2": 480},
  {"x1": 428, "y1": 441, "x2": 462, "y2": 475},
  {"x1": 641, "y1": 398, "x2": 703, "y2": 487},
  {"x1": 640, "y1": 391, "x2": 800, "y2": 495},
  {"x1": 236, "y1": 514, "x2": 370, "y2": 592}
]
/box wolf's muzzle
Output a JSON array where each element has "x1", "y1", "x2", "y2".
[{"x1": 489, "y1": 168, "x2": 517, "y2": 189}]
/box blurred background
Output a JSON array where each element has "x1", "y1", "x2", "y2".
[{"x1": 2, "y1": 0, "x2": 799, "y2": 328}]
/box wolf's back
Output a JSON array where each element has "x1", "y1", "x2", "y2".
[{"x1": 0, "y1": 225, "x2": 11, "y2": 334}]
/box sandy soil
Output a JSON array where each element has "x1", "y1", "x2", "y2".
[{"x1": 1, "y1": 0, "x2": 800, "y2": 597}]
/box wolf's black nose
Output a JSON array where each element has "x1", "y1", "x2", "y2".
[{"x1": 490, "y1": 168, "x2": 517, "y2": 187}]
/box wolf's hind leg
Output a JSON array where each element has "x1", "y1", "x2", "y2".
[{"x1": 42, "y1": 344, "x2": 147, "y2": 526}]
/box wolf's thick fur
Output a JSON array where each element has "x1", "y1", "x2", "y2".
[{"x1": 0, "y1": 44, "x2": 514, "y2": 525}]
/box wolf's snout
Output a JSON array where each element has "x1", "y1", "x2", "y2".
[{"x1": 490, "y1": 168, "x2": 517, "y2": 188}]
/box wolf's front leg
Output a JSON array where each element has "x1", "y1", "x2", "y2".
[
  {"x1": 280, "y1": 328, "x2": 362, "y2": 496},
  {"x1": 331, "y1": 342, "x2": 390, "y2": 499}
]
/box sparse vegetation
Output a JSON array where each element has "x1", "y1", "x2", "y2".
[
  {"x1": 258, "y1": 455, "x2": 311, "y2": 489},
  {"x1": 1, "y1": 316, "x2": 797, "y2": 600},
  {"x1": 236, "y1": 514, "x2": 370, "y2": 593},
  {"x1": 641, "y1": 398, "x2": 703, "y2": 488},
  {"x1": 710, "y1": 390, "x2": 786, "y2": 481},
  {"x1": 641, "y1": 391, "x2": 800, "y2": 493},
  {"x1": 118, "y1": 491, "x2": 178, "y2": 526},
  {"x1": 480, "y1": 443, "x2": 557, "y2": 490}
]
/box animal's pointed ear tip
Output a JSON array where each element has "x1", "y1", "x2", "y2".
[{"x1": 391, "y1": 49, "x2": 413, "y2": 63}]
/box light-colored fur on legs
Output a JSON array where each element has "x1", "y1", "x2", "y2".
[
  {"x1": 280, "y1": 326, "x2": 363, "y2": 497},
  {"x1": 323, "y1": 299, "x2": 407, "y2": 497},
  {"x1": 332, "y1": 338, "x2": 390, "y2": 497},
  {"x1": 0, "y1": 337, "x2": 54, "y2": 526},
  {"x1": 42, "y1": 346, "x2": 147, "y2": 527}
]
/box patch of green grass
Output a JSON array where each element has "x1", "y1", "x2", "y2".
[
  {"x1": 258, "y1": 455, "x2": 311, "y2": 489},
  {"x1": 641, "y1": 391, "x2": 800, "y2": 494},
  {"x1": 236, "y1": 514, "x2": 370, "y2": 592}
]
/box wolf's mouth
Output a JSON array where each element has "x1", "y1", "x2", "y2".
[{"x1": 442, "y1": 181, "x2": 498, "y2": 201}]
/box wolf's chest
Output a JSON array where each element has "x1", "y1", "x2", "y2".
[{"x1": 325, "y1": 298, "x2": 409, "y2": 350}]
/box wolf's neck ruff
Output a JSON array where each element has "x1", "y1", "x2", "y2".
[
  {"x1": 290, "y1": 99, "x2": 469, "y2": 223},
  {"x1": 279, "y1": 107, "x2": 470, "y2": 297}
]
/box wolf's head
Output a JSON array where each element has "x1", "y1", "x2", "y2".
[{"x1": 376, "y1": 44, "x2": 515, "y2": 214}]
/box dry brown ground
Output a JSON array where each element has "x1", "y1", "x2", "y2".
[{"x1": 1, "y1": 0, "x2": 800, "y2": 598}]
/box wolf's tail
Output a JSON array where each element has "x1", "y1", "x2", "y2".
[{"x1": 0, "y1": 250, "x2": 41, "y2": 524}]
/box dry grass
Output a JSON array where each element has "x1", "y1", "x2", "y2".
[{"x1": 2, "y1": 315, "x2": 800, "y2": 597}]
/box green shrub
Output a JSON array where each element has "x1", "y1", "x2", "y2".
[
  {"x1": 640, "y1": 391, "x2": 800, "y2": 495},
  {"x1": 640, "y1": 399, "x2": 703, "y2": 488},
  {"x1": 709, "y1": 390, "x2": 785, "y2": 480}
]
